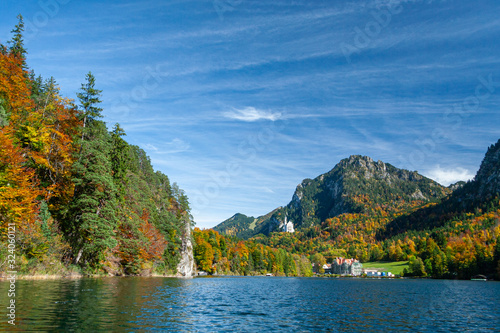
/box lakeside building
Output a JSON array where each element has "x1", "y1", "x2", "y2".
[
  {"x1": 332, "y1": 257, "x2": 362, "y2": 276},
  {"x1": 313, "y1": 258, "x2": 364, "y2": 276}
]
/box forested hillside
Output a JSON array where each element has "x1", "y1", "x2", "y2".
[
  {"x1": 0, "y1": 16, "x2": 191, "y2": 276},
  {"x1": 193, "y1": 228, "x2": 312, "y2": 277}
]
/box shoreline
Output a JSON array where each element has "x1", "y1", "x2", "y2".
[
  {"x1": 1, "y1": 275, "x2": 496, "y2": 281},
  {"x1": 0, "y1": 272, "x2": 195, "y2": 280}
]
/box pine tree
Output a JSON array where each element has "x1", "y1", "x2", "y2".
[
  {"x1": 8, "y1": 14, "x2": 27, "y2": 69},
  {"x1": 77, "y1": 72, "x2": 102, "y2": 143},
  {"x1": 67, "y1": 121, "x2": 118, "y2": 266},
  {"x1": 110, "y1": 123, "x2": 129, "y2": 188},
  {"x1": 64, "y1": 74, "x2": 117, "y2": 267}
]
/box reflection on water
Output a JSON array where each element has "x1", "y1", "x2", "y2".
[{"x1": 0, "y1": 277, "x2": 499, "y2": 332}]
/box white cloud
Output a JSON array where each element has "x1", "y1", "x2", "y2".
[
  {"x1": 262, "y1": 187, "x2": 275, "y2": 194},
  {"x1": 223, "y1": 107, "x2": 282, "y2": 122},
  {"x1": 143, "y1": 143, "x2": 158, "y2": 151},
  {"x1": 424, "y1": 166, "x2": 474, "y2": 186},
  {"x1": 161, "y1": 138, "x2": 190, "y2": 154},
  {"x1": 142, "y1": 138, "x2": 190, "y2": 155}
]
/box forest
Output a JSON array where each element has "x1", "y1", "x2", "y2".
[
  {"x1": 0, "y1": 16, "x2": 190, "y2": 276},
  {"x1": 193, "y1": 227, "x2": 312, "y2": 277}
]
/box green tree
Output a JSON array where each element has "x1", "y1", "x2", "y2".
[
  {"x1": 77, "y1": 72, "x2": 102, "y2": 142},
  {"x1": 311, "y1": 253, "x2": 326, "y2": 274},
  {"x1": 110, "y1": 123, "x2": 129, "y2": 188},
  {"x1": 8, "y1": 14, "x2": 27, "y2": 68},
  {"x1": 431, "y1": 251, "x2": 447, "y2": 278},
  {"x1": 64, "y1": 74, "x2": 117, "y2": 268},
  {"x1": 408, "y1": 256, "x2": 426, "y2": 277},
  {"x1": 66, "y1": 121, "x2": 118, "y2": 267}
]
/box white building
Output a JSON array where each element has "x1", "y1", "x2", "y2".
[{"x1": 280, "y1": 215, "x2": 295, "y2": 233}]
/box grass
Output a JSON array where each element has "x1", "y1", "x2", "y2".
[{"x1": 362, "y1": 261, "x2": 409, "y2": 275}]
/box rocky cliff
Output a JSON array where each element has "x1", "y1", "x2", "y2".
[{"x1": 176, "y1": 217, "x2": 195, "y2": 277}]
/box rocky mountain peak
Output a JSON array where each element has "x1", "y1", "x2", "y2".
[
  {"x1": 279, "y1": 154, "x2": 448, "y2": 231},
  {"x1": 342, "y1": 155, "x2": 389, "y2": 180}
]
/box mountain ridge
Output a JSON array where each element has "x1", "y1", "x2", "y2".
[{"x1": 214, "y1": 155, "x2": 450, "y2": 239}]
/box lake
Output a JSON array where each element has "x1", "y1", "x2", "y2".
[{"x1": 0, "y1": 277, "x2": 499, "y2": 332}]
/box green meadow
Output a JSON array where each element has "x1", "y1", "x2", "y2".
[{"x1": 363, "y1": 261, "x2": 409, "y2": 275}]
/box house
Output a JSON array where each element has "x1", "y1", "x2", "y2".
[
  {"x1": 332, "y1": 257, "x2": 363, "y2": 276},
  {"x1": 351, "y1": 261, "x2": 363, "y2": 276}
]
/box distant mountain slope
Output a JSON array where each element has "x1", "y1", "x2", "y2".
[
  {"x1": 213, "y1": 209, "x2": 280, "y2": 239},
  {"x1": 214, "y1": 155, "x2": 450, "y2": 238},
  {"x1": 213, "y1": 213, "x2": 255, "y2": 238},
  {"x1": 473, "y1": 139, "x2": 500, "y2": 199},
  {"x1": 382, "y1": 138, "x2": 500, "y2": 237}
]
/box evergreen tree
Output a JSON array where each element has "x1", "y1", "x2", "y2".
[
  {"x1": 66, "y1": 121, "x2": 118, "y2": 266},
  {"x1": 110, "y1": 123, "x2": 129, "y2": 188},
  {"x1": 65, "y1": 74, "x2": 117, "y2": 267},
  {"x1": 8, "y1": 14, "x2": 27, "y2": 69},
  {"x1": 77, "y1": 72, "x2": 102, "y2": 142}
]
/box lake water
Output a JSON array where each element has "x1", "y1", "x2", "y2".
[{"x1": 0, "y1": 277, "x2": 499, "y2": 332}]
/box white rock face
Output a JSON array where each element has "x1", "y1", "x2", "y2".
[{"x1": 176, "y1": 219, "x2": 195, "y2": 277}]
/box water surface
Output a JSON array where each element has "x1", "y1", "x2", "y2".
[{"x1": 0, "y1": 277, "x2": 498, "y2": 332}]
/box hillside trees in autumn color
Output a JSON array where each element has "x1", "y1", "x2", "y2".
[
  {"x1": 193, "y1": 228, "x2": 312, "y2": 277},
  {"x1": 0, "y1": 18, "x2": 191, "y2": 276}
]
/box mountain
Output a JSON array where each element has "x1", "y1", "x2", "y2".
[
  {"x1": 471, "y1": 139, "x2": 500, "y2": 199},
  {"x1": 215, "y1": 155, "x2": 450, "y2": 238},
  {"x1": 382, "y1": 138, "x2": 500, "y2": 237},
  {"x1": 213, "y1": 213, "x2": 256, "y2": 238},
  {"x1": 213, "y1": 209, "x2": 279, "y2": 239}
]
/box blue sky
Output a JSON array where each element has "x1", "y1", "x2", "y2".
[{"x1": 1, "y1": 0, "x2": 499, "y2": 228}]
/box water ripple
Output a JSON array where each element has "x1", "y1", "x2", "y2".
[{"x1": 0, "y1": 277, "x2": 499, "y2": 332}]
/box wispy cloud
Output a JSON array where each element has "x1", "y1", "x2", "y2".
[
  {"x1": 142, "y1": 143, "x2": 159, "y2": 152},
  {"x1": 142, "y1": 138, "x2": 190, "y2": 155},
  {"x1": 223, "y1": 107, "x2": 283, "y2": 122},
  {"x1": 424, "y1": 166, "x2": 474, "y2": 186},
  {"x1": 162, "y1": 138, "x2": 191, "y2": 154}
]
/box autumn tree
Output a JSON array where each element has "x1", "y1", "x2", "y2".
[
  {"x1": 0, "y1": 45, "x2": 42, "y2": 244},
  {"x1": 0, "y1": 128, "x2": 41, "y2": 237},
  {"x1": 311, "y1": 253, "x2": 326, "y2": 274}
]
